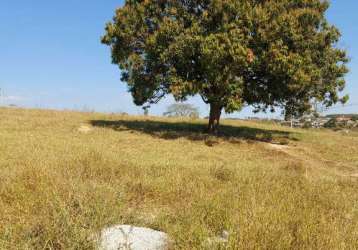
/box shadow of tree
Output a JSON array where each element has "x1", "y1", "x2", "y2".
[{"x1": 90, "y1": 119, "x2": 297, "y2": 144}]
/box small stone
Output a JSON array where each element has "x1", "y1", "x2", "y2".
[
  {"x1": 98, "y1": 225, "x2": 168, "y2": 250},
  {"x1": 203, "y1": 230, "x2": 230, "y2": 248},
  {"x1": 221, "y1": 230, "x2": 229, "y2": 240}
]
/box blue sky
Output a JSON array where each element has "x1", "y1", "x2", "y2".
[{"x1": 0, "y1": 0, "x2": 357, "y2": 118}]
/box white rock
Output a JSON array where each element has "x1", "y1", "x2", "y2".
[{"x1": 98, "y1": 225, "x2": 168, "y2": 250}]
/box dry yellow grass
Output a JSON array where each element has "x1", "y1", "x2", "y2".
[{"x1": 0, "y1": 107, "x2": 357, "y2": 249}]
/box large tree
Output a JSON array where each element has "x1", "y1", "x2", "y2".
[{"x1": 102, "y1": 0, "x2": 348, "y2": 133}]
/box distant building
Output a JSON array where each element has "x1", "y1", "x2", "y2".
[
  {"x1": 335, "y1": 116, "x2": 352, "y2": 122},
  {"x1": 281, "y1": 117, "x2": 330, "y2": 129}
]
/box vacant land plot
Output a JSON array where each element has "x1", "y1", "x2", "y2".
[{"x1": 0, "y1": 108, "x2": 357, "y2": 249}]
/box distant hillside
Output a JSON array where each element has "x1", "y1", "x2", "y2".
[{"x1": 325, "y1": 114, "x2": 358, "y2": 119}]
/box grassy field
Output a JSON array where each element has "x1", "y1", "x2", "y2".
[{"x1": 0, "y1": 107, "x2": 357, "y2": 249}]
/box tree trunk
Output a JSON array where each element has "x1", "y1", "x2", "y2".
[{"x1": 208, "y1": 103, "x2": 222, "y2": 134}]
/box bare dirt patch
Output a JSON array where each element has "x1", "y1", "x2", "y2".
[
  {"x1": 266, "y1": 143, "x2": 290, "y2": 151},
  {"x1": 78, "y1": 125, "x2": 93, "y2": 134}
]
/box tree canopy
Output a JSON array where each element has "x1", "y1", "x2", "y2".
[
  {"x1": 102, "y1": 0, "x2": 349, "y2": 132},
  {"x1": 163, "y1": 103, "x2": 199, "y2": 118}
]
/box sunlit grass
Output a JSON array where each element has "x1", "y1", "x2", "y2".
[{"x1": 0, "y1": 107, "x2": 357, "y2": 249}]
